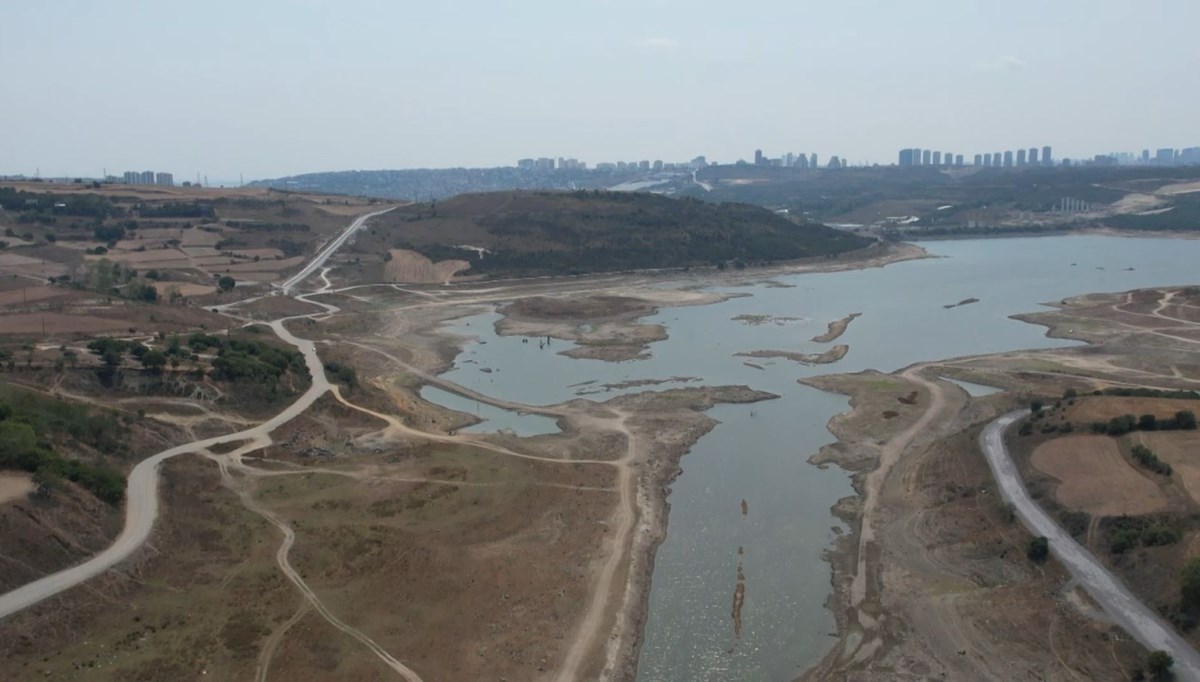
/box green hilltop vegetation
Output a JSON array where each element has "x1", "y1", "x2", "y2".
[
  {"x1": 367, "y1": 190, "x2": 872, "y2": 278},
  {"x1": 0, "y1": 382, "x2": 127, "y2": 504}
]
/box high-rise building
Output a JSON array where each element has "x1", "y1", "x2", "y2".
[
  {"x1": 809, "y1": 153, "x2": 817, "y2": 168},
  {"x1": 123, "y1": 171, "x2": 138, "y2": 184},
  {"x1": 638, "y1": 160, "x2": 650, "y2": 171},
  {"x1": 944, "y1": 151, "x2": 953, "y2": 166},
  {"x1": 899, "y1": 149, "x2": 914, "y2": 166},
  {"x1": 983, "y1": 153, "x2": 992, "y2": 167},
  {"x1": 1042, "y1": 146, "x2": 1052, "y2": 166},
  {"x1": 955, "y1": 154, "x2": 964, "y2": 167},
  {"x1": 1142, "y1": 149, "x2": 1151, "y2": 164},
  {"x1": 796, "y1": 153, "x2": 809, "y2": 169},
  {"x1": 1181, "y1": 148, "x2": 1200, "y2": 165},
  {"x1": 932, "y1": 151, "x2": 942, "y2": 166},
  {"x1": 155, "y1": 172, "x2": 173, "y2": 186},
  {"x1": 974, "y1": 153, "x2": 983, "y2": 166},
  {"x1": 535, "y1": 157, "x2": 555, "y2": 171},
  {"x1": 1029, "y1": 148, "x2": 1039, "y2": 165},
  {"x1": 921, "y1": 149, "x2": 932, "y2": 165},
  {"x1": 1156, "y1": 148, "x2": 1177, "y2": 166},
  {"x1": 754, "y1": 149, "x2": 764, "y2": 165},
  {"x1": 1016, "y1": 149, "x2": 1027, "y2": 166},
  {"x1": 1002, "y1": 151, "x2": 1013, "y2": 167},
  {"x1": 912, "y1": 148, "x2": 922, "y2": 166}
]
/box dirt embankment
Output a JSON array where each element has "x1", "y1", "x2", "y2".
[
  {"x1": 735, "y1": 344, "x2": 848, "y2": 365},
  {"x1": 384, "y1": 249, "x2": 470, "y2": 284},
  {"x1": 800, "y1": 369, "x2": 1144, "y2": 680},
  {"x1": 812, "y1": 313, "x2": 861, "y2": 342}
]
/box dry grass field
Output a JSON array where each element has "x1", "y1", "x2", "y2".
[
  {"x1": 1030, "y1": 435, "x2": 1168, "y2": 517},
  {"x1": 1063, "y1": 396, "x2": 1200, "y2": 423},
  {"x1": 1134, "y1": 430, "x2": 1200, "y2": 504}
]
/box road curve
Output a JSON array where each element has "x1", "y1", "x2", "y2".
[
  {"x1": 981, "y1": 410, "x2": 1200, "y2": 680},
  {"x1": 0, "y1": 208, "x2": 387, "y2": 620}
]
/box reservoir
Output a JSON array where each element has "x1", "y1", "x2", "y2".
[{"x1": 421, "y1": 235, "x2": 1200, "y2": 680}]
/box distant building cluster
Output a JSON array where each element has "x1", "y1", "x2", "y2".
[
  {"x1": 515, "y1": 156, "x2": 708, "y2": 172},
  {"x1": 1088, "y1": 147, "x2": 1200, "y2": 167},
  {"x1": 121, "y1": 170, "x2": 174, "y2": 186},
  {"x1": 899, "y1": 146, "x2": 1052, "y2": 168},
  {"x1": 752, "y1": 149, "x2": 845, "y2": 169}
]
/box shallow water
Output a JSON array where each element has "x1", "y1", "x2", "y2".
[
  {"x1": 941, "y1": 376, "x2": 1004, "y2": 397},
  {"x1": 418, "y1": 385, "x2": 560, "y2": 436},
  {"x1": 418, "y1": 235, "x2": 1200, "y2": 680}
]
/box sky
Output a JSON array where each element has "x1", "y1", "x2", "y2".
[{"x1": 3, "y1": 0, "x2": 1198, "y2": 180}]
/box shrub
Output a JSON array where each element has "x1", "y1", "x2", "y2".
[{"x1": 1027, "y1": 536, "x2": 1049, "y2": 563}]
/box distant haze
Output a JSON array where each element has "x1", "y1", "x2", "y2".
[{"x1": 3, "y1": 0, "x2": 1197, "y2": 179}]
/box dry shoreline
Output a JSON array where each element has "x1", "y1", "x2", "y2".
[{"x1": 380, "y1": 238, "x2": 931, "y2": 680}]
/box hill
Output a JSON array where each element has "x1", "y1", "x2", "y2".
[
  {"x1": 249, "y1": 167, "x2": 642, "y2": 201},
  {"x1": 346, "y1": 190, "x2": 872, "y2": 279}
]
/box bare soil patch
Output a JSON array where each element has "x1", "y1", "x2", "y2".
[
  {"x1": 1031, "y1": 435, "x2": 1167, "y2": 516},
  {"x1": 0, "y1": 473, "x2": 34, "y2": 505},
  {"x1": 384, "y1": 249, "x2": 470, "y2": 284}
]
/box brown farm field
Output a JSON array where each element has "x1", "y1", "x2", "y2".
[
  {"x1": 1063, "y1": 396, "x2": 1200, "y2": 424},
  {"x1": 1030, "y1": 435, "x2": 1168, "y2": 516},
  {"x1": 1135, "y1": 430, "x2": 1200, "y2": 504}
]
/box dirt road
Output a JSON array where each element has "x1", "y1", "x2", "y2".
[
  {"x1": 981, "y1": 410, "x2": 1200, "y2": 681},
  {"x1": 0, "y1": 207, "x2": 425, "y2": 681}
]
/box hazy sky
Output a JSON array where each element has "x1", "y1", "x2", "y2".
[{"x1": 3, "y1": 1, "x2": 1197, "y2": 180}]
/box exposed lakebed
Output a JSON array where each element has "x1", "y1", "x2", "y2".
[{"x1": 421, "y1": 235, "x2": 1200, "y2": 680}]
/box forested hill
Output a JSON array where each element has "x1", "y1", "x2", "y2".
[{"x1": 361, "y1": 190, "x2": 873, "y2": 278}]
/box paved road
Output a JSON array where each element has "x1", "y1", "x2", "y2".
[
  {"x1": 279, "y1": 206, "x2": 395, "y2": 294},
  {"x1": 0, "y1": 207, "x2": 390, "y2": 621},
  {"x1": 981, "y1": 410, "x2": 1200, "y2": 680}
]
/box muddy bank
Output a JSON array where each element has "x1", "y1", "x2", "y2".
[
  {"x1": 812, "y1": 313, "x2": 861, "y2": 343},
  {"x1": 496, "y1": 290, "x2": 733, "y2": 362},
  {"x1": 736, "y1": 344, "x2": 849, "y2": 365}
]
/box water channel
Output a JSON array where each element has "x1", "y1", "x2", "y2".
[{"x1": 420, "y1": 235, "x2": 1200, "y2": 680}]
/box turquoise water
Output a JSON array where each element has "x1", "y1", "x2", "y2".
[{"x1": 418, "y1": 235, "x2": 1200, "y2": 680}]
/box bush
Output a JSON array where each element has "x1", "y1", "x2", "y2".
[
  {"x1": 218, "y1": 275, "x2": 236, "y2": 292},
  {"x1": 1027, "y1": 536, "x2": 1049, "y2": 562},
  {"x1": 1131, "y1": 444, "x2": 1172, "y2": 476},
  {"x1": 1147, "y1": 650, "x2": 1173, "y2": 678},
  {"x1": 1178, "y1": 410, "x2": 1197, "y2": 430}
]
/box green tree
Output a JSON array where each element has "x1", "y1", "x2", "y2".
[
  {"x1": 1139, "y1": 414, "x2": 1158, "y2": 431},
  {"x1": 1027, "y1": 536, "x2": 1049, "y2": 563},
  {"x1": 218, "y1": 275, "x2": 236, "y2": 292},
  {"x1": 1146, "y1": 650, "x2": 1173, "y2": 678},
  {"x1": 1177, "y1": 410, "x2": 1197, "y2": 430},
  {"x1": 141, "y1": 349, "x2": 167, "y2": 371},
  {"x1": 1182, "y1": 559, "x2": 1200, "y2": 610}
]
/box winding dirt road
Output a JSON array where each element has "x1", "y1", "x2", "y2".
[
  {"x1": 0, "y1": 207, "x2": 427, "y2": 681},
  {"x1": 981, "y1": 410, "x2": 1200, "y2": 681}
]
